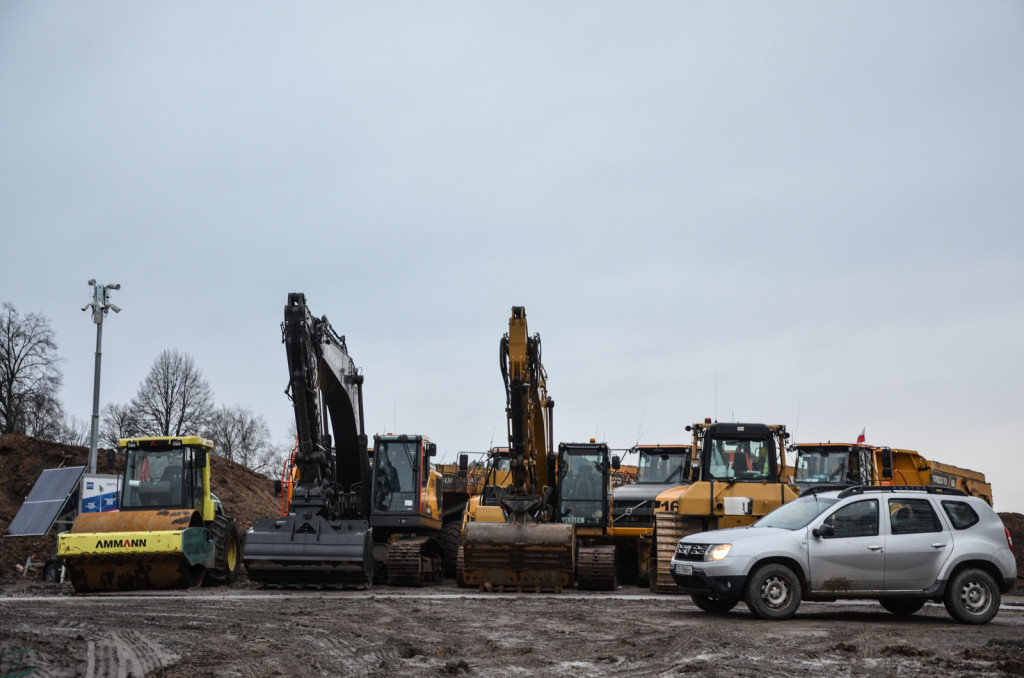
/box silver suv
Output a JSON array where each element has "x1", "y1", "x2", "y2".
[{"x1": 669, "y1": 485, "x2": 1016, "y2": 624}]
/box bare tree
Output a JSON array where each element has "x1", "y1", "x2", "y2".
[
  {"x1": 204, "y1": 405, "x2": 279, "y2": 473},
  {"x1": 0, "y1": 303, "x2": 64, "y2": 435},
  {"x1": 100, "y1": 402, "x2": 143, "y2": 447},
  {"x1": 56, "y1": 414, "x2": 91, "y2": 447},
  {"x1": 130, "y1": 349, "x2": 214, "y2": 436}
]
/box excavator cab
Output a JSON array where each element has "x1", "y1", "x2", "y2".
[
  {"x1": 557, "y1": 442, "x2": 613, "y2": 529},
  {"x1": 370, "y1": 434, "x2": 440, "y2": 524}
]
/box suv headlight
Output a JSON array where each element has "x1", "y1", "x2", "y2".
[{"x1": 707, "y1": 543, "x2": 731, "y2": 561}]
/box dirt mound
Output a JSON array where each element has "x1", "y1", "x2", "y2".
[{"x1": 0, "y1": 433, "x2": 279, "y2": 582}]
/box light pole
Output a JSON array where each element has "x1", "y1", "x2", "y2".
[{"x1": 83, "y1": 280, "x2": 121, "y2": 474}]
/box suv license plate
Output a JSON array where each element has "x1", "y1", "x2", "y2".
[{"x1": 673, "y1": 563, "x2": 693, "y2": 576}]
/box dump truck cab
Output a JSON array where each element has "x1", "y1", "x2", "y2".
[{"x1": 791, "y1": 443, "x2": 876, "y2": 492}]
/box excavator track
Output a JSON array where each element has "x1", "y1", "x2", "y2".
[
  {"x1": 576, "y1": 545, "x2": 616, "y2": 591},
  {"x1": 386, "y1": 537, "x2": 442, "y2": 586},
  {"x1": 651, "y1": 511, "x2": 687, "y2": 593}
]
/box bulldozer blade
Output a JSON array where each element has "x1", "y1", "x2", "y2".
[
  {"x1": 462, "y1": 521, "x2": 575, "y2": 591},
  {"x1": 242, "y1": 516, "x2": 373, "y2": 588},
  {"x1": 58, "y1": 509, "x2": 215, "y2": 593}
]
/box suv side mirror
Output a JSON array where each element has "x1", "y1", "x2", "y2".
[{"x1": 812, "y1": 524, "x2": 834, "y2": 539}]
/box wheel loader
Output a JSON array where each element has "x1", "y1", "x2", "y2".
[{"x1": 57, "y1": 436, "x2": 240, "y2": 593}]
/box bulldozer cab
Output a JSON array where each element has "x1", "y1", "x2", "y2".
[
  {"x1": 120, "y1": 438, "x2": 208, "y2": 515},
  {"x1": 556, "y1": 442, "x2": 614, "y2": 530},
  {"x1": 698, "y1": 423, "x2": 781, "y2": 483}
]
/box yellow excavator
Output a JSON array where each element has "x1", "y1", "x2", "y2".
[
  {"x1": 649, "y1": 420, "x2": 800, "y2": 592},
  {"x1": 57, "y1": 436, "x2": 240, "y2": 592},
  {"x1": 460, "y1": 306, "x2": 577, "y2": 591}
]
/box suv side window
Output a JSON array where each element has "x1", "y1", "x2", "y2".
[
  {"x1": 823, "y1": 499, "x2": 878, "y2": 538},
  {"x1": 888, "y1": 498, "x2": 942, "y2": 534},
  {"x1": 941, "y1": 500, "x2": 980, "y2": 530}
]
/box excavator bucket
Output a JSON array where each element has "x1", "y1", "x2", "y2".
[
  {"x1": 461, "y1": 520, "x2": 575, "y2": 591},
  {"x1": 58, "y1": 509, "x2": 215, "y2": 593},
  {"x1": 242, "y1": 516, "x2": 373, "y2": 588}
]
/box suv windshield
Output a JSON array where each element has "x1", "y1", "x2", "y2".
[{"x1": 754, "y1": 495, "x2": 839, "y2": 530}]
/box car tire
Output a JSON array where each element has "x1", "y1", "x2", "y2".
[
  {"x1": 744, "y1": 563, "x2": 802, "y2": 620},
  {"x1": 878, "y1": 597, "x2": 926, "y2": 616},
  {"x1": 691, "y1": 593, "x2": 738, "y2": 614},
  {"x1": 943, "y1": 567, "x2": 1000, "y2": 625}
]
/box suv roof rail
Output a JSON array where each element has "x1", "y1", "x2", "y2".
[
  {"x1": 836, "y1": 484, "x2": 968, "y2": 499},
  {"x1": 798, "y1": 484, "x2": 852, "y2": 497}
]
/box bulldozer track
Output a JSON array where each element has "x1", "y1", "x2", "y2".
[
  {"x1": 577, "y1": 544, "x2": 616, "y2": 590},
  {"x1": 651, "y1": 512, "x2": 687, "y2": 593}
]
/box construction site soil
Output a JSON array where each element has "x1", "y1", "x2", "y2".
[{"x1": 2, "y1": 434, "x2": 1023, "y2": 677}]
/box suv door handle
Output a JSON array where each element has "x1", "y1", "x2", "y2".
[
  {"x1": 868, "y1": 545, "x2": 883, "y2": 551},
  {"x1": 931, "y1": 543, "x2": 947, "y2": 549}
]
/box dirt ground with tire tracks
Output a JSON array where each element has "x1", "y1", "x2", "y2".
[
  {"x1": 4, "y1": 434, "x2": 1024, "y2": 677},
  {"x1": 1, "y1": 578, "x2": 1023, "y2": 678}
]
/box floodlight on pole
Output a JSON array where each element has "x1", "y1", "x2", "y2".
[{"x1": 83, "y1": 280, "x2": 121, "y2": 474}]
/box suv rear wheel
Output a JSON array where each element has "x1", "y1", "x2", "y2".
[
  {"x1": 745, "y1": 563, "x2": 801, "y2": 620},
  {"x1": 944, "y1": 568, "x2": 1000, "y2": 625}
]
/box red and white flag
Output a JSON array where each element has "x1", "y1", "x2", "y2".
[{"x1": 856, "y1": 427, "x2": 866, "y2": 444}]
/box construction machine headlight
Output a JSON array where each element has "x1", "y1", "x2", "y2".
[{"x1": 707, "y1": 544, "x2": 732, "y2": 561}]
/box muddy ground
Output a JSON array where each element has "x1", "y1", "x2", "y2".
[
  {"x1": 3, "y1": 434, "x2": 1024, "y2": 677},
  {"x1": 1, "y1": 578, "x2": 1023, "y2": 678}
]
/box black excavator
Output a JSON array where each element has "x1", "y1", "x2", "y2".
[{"x1": 242, "y1": 293, "x2": 373, "y2": 588}]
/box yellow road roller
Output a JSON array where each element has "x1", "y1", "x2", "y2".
[{"x1": 58, "y1": 436, "x2": 240, "y2": 593}]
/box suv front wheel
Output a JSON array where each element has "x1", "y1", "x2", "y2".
[
  {"x1": 944, "y1": 568, "x2": 1000, "y2": 625},
  {"x1": 745, "y1": 563, "x2": 802, "y2": 620}
]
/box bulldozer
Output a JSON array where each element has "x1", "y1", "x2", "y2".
[
  {"x1": 57, "y1": 435, "x2": 240, "y2": 593},
  {"x1": 792, "y1": 442, "x2": 994, "y2": 505},
  {"x1": 460, "y1": 306, "x2": 577, "y2": 591},
  {"x1": 649, "y1": 420, "x2": 800, "y2": 592}
]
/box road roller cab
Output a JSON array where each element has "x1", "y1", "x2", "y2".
[{"x1": 58, "y1": 436, "x2": 240, "y2": 593}]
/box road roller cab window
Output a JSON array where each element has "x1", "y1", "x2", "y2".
[{"x1": 122, "y1": 448, "x2": 187, "y2": 509}]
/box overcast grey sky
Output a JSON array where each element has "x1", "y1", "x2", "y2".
[{"x1": 2, "y1": 3, "x2": 1023, "y2": 513}]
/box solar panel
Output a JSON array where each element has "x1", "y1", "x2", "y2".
[{"x1": 3, "y1": 466, "x2": 86, "y2": 537}]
